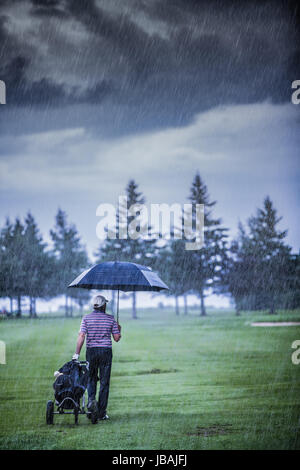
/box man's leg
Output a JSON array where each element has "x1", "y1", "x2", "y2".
[
  {"x1": 86, "y1": 348, "x2": 99, "y2": 407},
  {"x1": 98, "y1": 348, "x2": 112, "y2": 418}
]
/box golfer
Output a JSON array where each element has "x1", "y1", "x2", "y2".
[{"x1": 72, "y1": 294, "x2": 121, "y2": 421}]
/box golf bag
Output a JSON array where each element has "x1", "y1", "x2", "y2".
[{"x1": 53, "y1": 360, "x2": 89, "y2": 409}]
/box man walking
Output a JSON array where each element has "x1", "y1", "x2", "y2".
[{"x1": 72, "y1": 295, "x2": 121, "y2": 421}]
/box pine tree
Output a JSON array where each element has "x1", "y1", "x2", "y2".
[
  {"x1": 0, "y1": 216, "x2": 46, "y2": 316},
  {"x1": 9, "y1": 218, "x2": 27, "y2": 316},
  {"x1": 185, "y1": 173, "x2": 229, "y2": 316},
  {"x1": 22, "y1": 212, "x2": 54, "y2": 317},
  {"x1": 95, "y1": 180, "x2": 157, "y2": 319},
  {"x1": 155, "y1": 239, "x2": 190, "y2": 315},
  {"x1": 227, "y1": 197, "x2": 292, "y2": 314},
  {"x1": 50, "y1": 209, "x2": 90, "y2": 317},
  {"x1": 121, "y1": 180, "x2": 157, "y2": 318},
  {"x1": 0, "y1": 218, "x2": 16, "y2": 314},
  {"x1": 285, "y1": 253, "x2": 300, "y2": 308},
  {"x1": 225, "y1": 222, "x2": 254, "y2": 315},
  {"x1": 248, "y1": 196, "x2": 291, "y2": 314},
  {"x1": 94, "y1": 238, "x2": 120, "y2": 315}
]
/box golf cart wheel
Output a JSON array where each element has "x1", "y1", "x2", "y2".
[
  {"x1": 90, "y1": 400, "x2": 98, "y2": 424},
  {"x1": 46, "y1": 400, "x2": 54, "y2": 425}
]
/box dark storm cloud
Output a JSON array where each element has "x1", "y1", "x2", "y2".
[
  {"x1": 30, "y1": 1, "x2": 68, "y2": 19},
  {"x1": 0, "y1": 53, "x2": 114, "y2": 106},
  {"x1": 0, "y1": 13, "x2": 8, "y2": 47},
  {"x1": 67, "y1": 0, "x2": 167, "y2": 81},
  {"x1": 0, "y1": 0, "x2": 299, "y2": 133}
]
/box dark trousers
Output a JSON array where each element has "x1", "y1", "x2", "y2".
[{"x1": 86, "y1": 347, "x2": 112, "y2": 417}]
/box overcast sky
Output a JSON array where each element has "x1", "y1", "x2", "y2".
[{"x1": 0, "y1": 0, "x2": 299, "y2": 263}]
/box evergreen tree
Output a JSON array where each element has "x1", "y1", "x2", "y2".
[
  {"x1": 50, "y1": 209, "x2": 90, "y2": 317},
  {"x1": 3, "y1": 218, "x2": 27, "y2": 316},
  {"x1": 248, "y1": 196, "x2": 291, "y2": 314},
  {"x1": 23, "y1": 212, "x2": 57, "y2": 317},
  {"x1": 225, "y1": 222, "x2": 254, "y2": 315},
  {"x1": 185, "y1": 173, "x2": 229, "y2": 316},
  {"x1": 226, "y1": 197, "x2": 292, "y2": 314},
  {"x1": 94, "y1": 238, "x2": 120, "y2": 315},
  {"x1": 155, "y1": 239, "x2": 191, "y2": 315},
  {"x1": 0, "y1": 214, "x2": 59, "y2": 317},
  {"x1": 95, "y1": 180, "x2": 157, "y2": 319},
  {"x1": 120, "y1": 180, "x2": 157, "y2": 318},
  {"x1": 0, "y1": 218, "x2": 17, "y2": 314},
  {"x1": 285, "y1": 253, "x2": 300, "y2": 309}
]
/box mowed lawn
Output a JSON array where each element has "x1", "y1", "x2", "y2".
[{"x1": 0, "y1": 308, "x2": 299, "y2": 450}]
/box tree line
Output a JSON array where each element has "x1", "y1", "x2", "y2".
[
  {"x1": 0, "y1": 209, "x2": 90, "y2": 317},
  {"x1": 0, "y1": 173, "x2": 299, "y2": 318}
]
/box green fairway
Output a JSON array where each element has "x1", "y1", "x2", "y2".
[{"x1": 0, "y1": 308, "x2": 299, "y2": 450}]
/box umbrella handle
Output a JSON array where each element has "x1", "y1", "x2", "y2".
[{"x1": 117, "y1": 289, "x2": 119, "y2": 325}]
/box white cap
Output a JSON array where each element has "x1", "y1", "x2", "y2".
[{"x1": 93, "y1": 294, "x2": 109, "y2": 308}]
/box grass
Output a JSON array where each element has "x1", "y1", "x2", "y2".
[{"x1": 0, "y1": 307, "x2": 299, "y2": 450}]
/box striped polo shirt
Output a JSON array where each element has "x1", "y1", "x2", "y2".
[{"x1": 80, "y1": 311, "x2": 120, "y2": 348}]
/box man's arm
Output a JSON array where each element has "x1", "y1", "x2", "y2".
[
  {"x1": 112, "y1": 324, "x2": 121, "y2": 342},
  {"x1": 73, "y1": 332, "x2": 86, "y2": 358},
  {"x1": 73, "y1": 317, "x2": 87, "y2": 360}
]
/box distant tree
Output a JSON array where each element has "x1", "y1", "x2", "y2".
[
  {"x1": 22, "y1": 212, "x2": 56, "y2": 317},
  {"x1": 155, "y1": 239, "x2": 190, "y2": 315},
  {"x1": 73, "y1": 289, "x2": 91, "y2": 315},
  {"x1": 284, "y1": 253, "x2": 300, "y2": 309},
  {"x1": 96, "y1": 180, "x2": 157, "y2": 319},
  {"x1": 94, "y1": 209, "x2": 124, "y2": 316},
  {"x1": 0, "y1": 214, "x2": 59, "y2": 317},
  {"x1": 0, "y1": 218, "x2": 28, "y2": 316},
  {"x1": 0, "y1": 218, "x2": 17, "y2": 314},
  {"x1": 225, "y1": 222, "x2": 254, "y2": 315},
  {"x1": 185, "y1": 173, "x2": 229, "y2": 316},
  {"x1": 226, "y1": 197, "x2": 292, "y2": 314},
  {"x1": 50, "y1": 209, "x2": 90, "y2": 317},
  {"x1": 120, "y1": 180, "x2": 158, "y2": 318},
  {"x1": 94, "y1": 238, "x2": 119, "y2": 315}
]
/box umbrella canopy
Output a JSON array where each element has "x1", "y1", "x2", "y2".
[
  {"x1": 68, "y1": 261, "x2": 168, "y2": 292},
  {"x1": 68, "y1": 261, "x2": 169, "y2": 322}
]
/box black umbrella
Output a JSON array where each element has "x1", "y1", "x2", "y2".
[{"x1": 68, "y1": 261, "x2": 169, "y2": 323}]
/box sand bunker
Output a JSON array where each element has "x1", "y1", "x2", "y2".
[{"x1": 251, "y1": 322, "x2": 300, "y2": 327}]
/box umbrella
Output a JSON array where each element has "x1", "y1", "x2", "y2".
[{"x1": 68, "y1": 261, "x2": 169, "y2": 323}]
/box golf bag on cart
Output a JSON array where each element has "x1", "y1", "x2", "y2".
[
  {"x1": 53, "y1": 360, "x2": 88, "y2": 408},
  {"x1": 46, "y1": 360, "x2": 98, "y2": 425}
]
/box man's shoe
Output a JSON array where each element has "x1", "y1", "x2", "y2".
[
  {"x1": 88, "y1": 400, "x2": 99, "y2": 424},
  {"x1": 99, "y1": 414, "x2": 109, "y2": 420}
]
